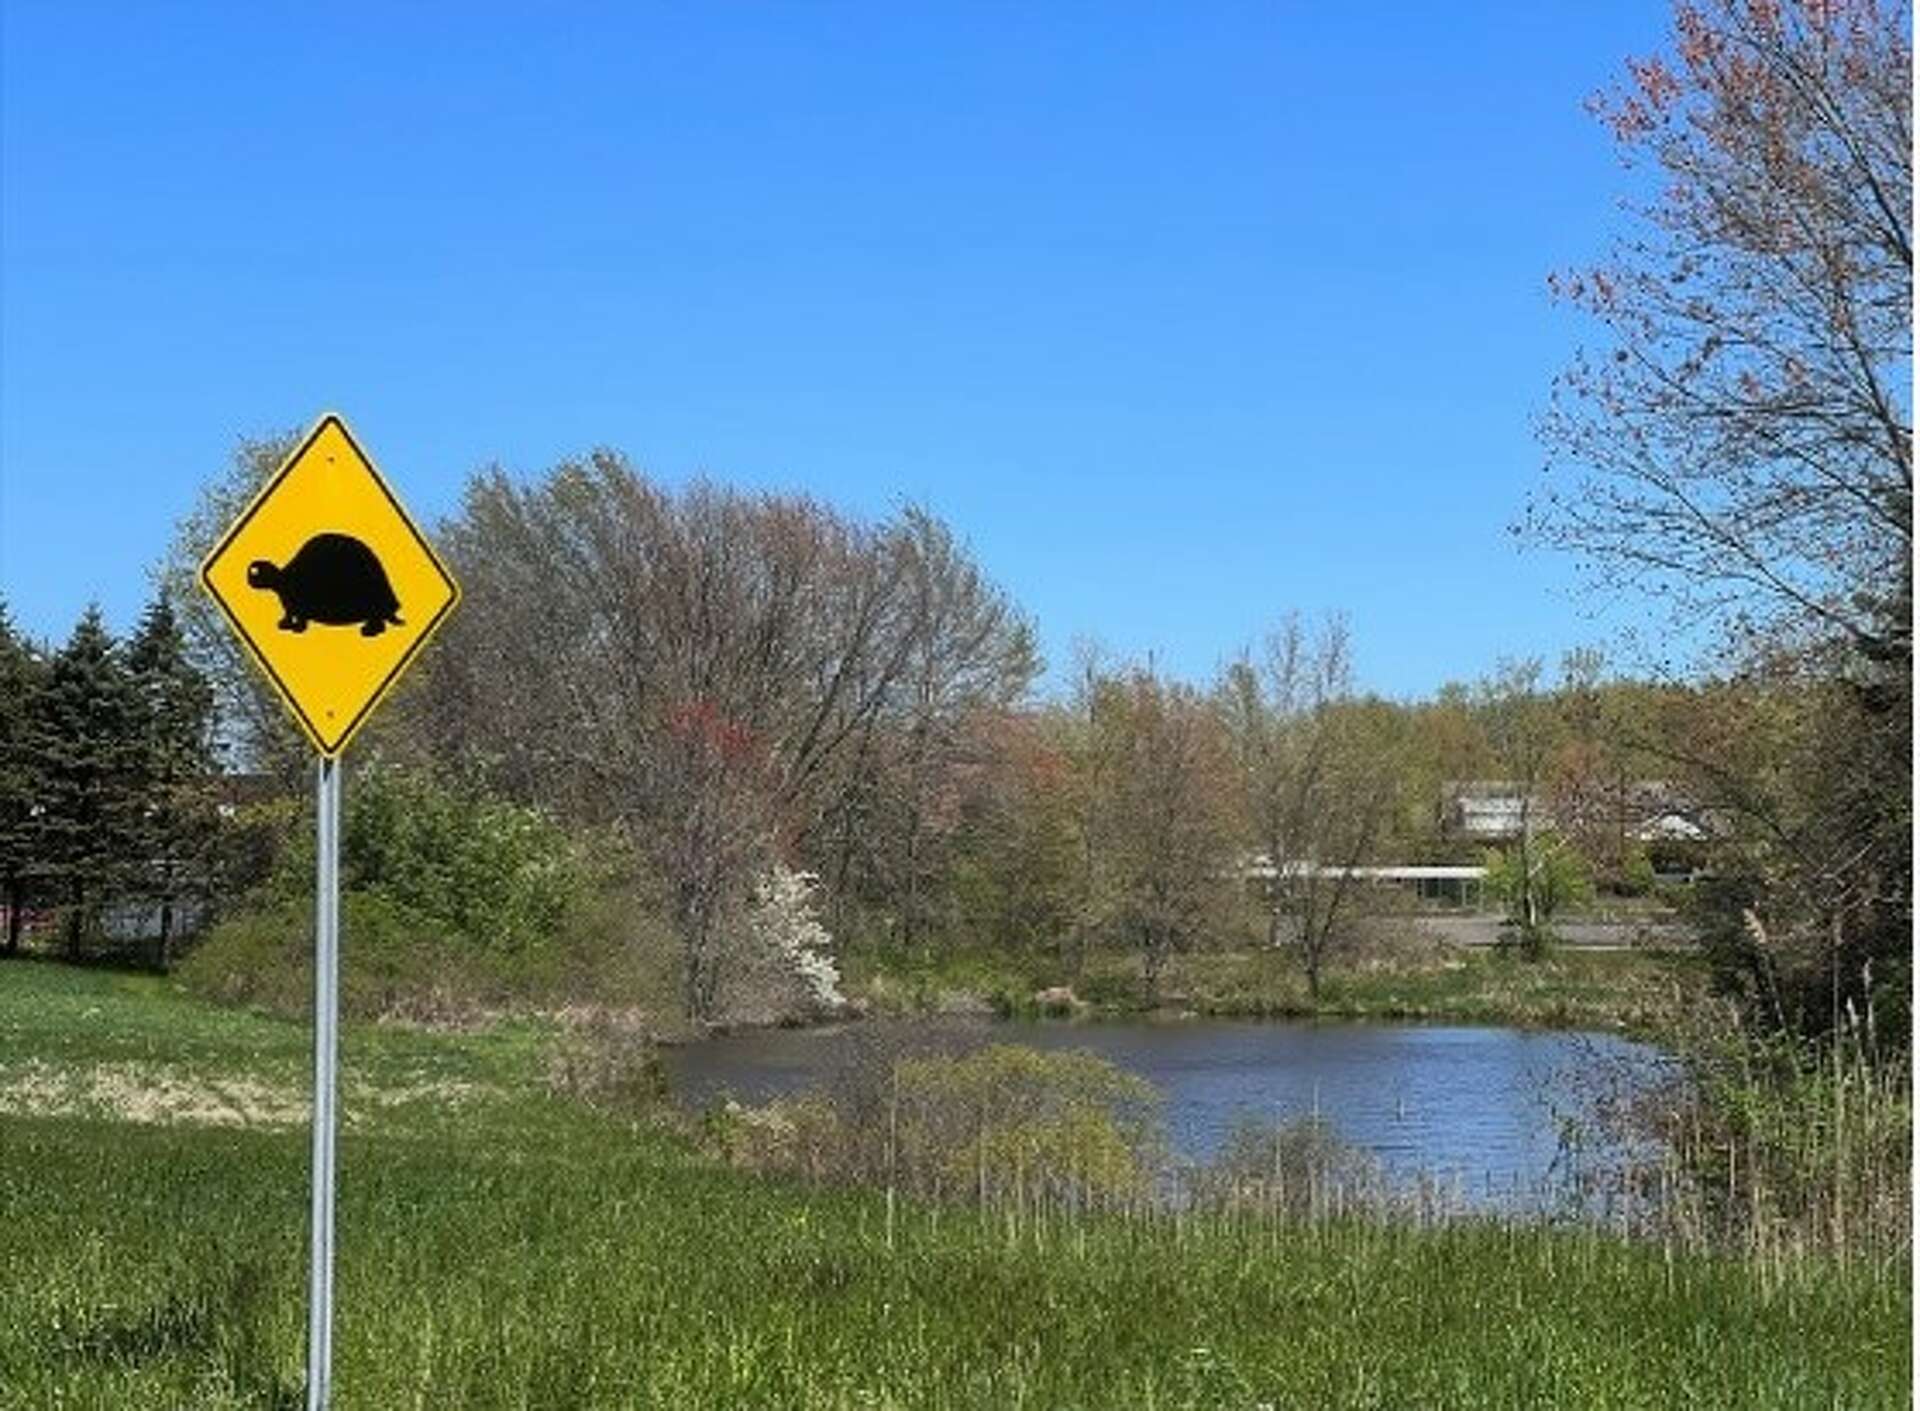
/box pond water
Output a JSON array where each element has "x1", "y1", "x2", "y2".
[{"x1": 662, "y1": 1017, "x2": 1669, "y2": 1210}]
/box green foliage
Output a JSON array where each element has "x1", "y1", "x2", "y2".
[
  {"x1": 0, "y1": 595, "x2": 224, "y2": 964},
  {"x1": 178, "y1": 892, "x2": 458, "y2": 1020},
  {"x1": 892, "y1": 1044, "x2": 1163, "y2": 1202},
  {"x1": 710, "y1": 1041, "x2": 1164, "y2": 1207},
  {"x1": 0, "y1": 601, "x2": 46, "y2": 954},
  {"x1": 1620, "y1": 846, "x2": 1658, "y2": 897},
  {"x1": 33, "y1": 606, "x2": 144, "y2": 952},
  {"x1": 267, "y1": 760, "x2": 597, "y2": 954},
  {"x1": 123, "y1": 593, "x2": 221, "y2": 965},
  {"x1": 180, "y1": 761, "x2": 666, "y2": 1020},
  {"x1": 844, "y1": 934, "x2": 1702, "y2": 1033},
  {"x1": 1484, "y1": 834, "x2": 1594, "y2": 950},
  {"x1": 1621, "y1": 1001, "x2": 1912, "y2": 1269}
]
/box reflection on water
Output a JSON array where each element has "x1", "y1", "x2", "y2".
[{"x1": 662, "y1": 1017, "x2": 1668, "y2": 1211}]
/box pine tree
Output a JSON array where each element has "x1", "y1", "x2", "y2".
[
  {"x1": 126, "y1": 593, "x2": 218, "y2": 968},
  {"x1": 36, "y1": 606, "x2": 143, "y2": 957},
  {"x1": 0, "y1": 600, "x2": 46, "y2": 956}
]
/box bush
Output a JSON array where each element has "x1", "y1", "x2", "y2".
[
  {"x1": 707, "y1": 1042, "x2": 1165, "y2": 1208},
  {"x1": 177, "y1": 761, "x2": 677, "y2": 1021},
  {"x1": 178, "y1": 892, "x2": 487, "y2": 1021},
  {"x1": 546, "y1": 1011, "x2": 669, "y2": 1115},
  {"x1": 719, "y1": 866, "x2": 847, "y2": 1024},
  {"x1": 1619, "y1": 847, "x2": 1658, "y2": 898},
  {"x1": 262, "y1": 760, "x2": 601, "y2": 954},
  {"x1": 174, "y1": 906, "x2": 308, "y2": 1015},
  {"x1": 895, "y1": 1044, "x2": 1162, "y2": 1203}
]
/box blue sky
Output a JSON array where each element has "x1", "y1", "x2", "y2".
[{"x1": 2, "y1": 3, "x2": 1674, "y2": 697}]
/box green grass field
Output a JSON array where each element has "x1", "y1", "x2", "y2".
[{"x1": 1, "y1": 961, "x2": 1907, "y2": 1409}]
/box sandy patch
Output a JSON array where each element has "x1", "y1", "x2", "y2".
[{"x1": 0, "y1": 1060, "x2": 308, "y2": 1127}]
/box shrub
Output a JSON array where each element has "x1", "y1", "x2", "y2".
[
  {"x1": 709, "y1": 1041, "x2": 1165, "y2": 1208},
  {"x1": 546, "y1": 1012, "x2": 669, "y2": 1115},
  {"x1": 1622, "y1": 847, "x2": 1658, "y2": 897},
  {"x1": 174, "y1": 906, "x2": 308, "y2": 1015},
  {"x1": 894, "y1": 1045, "x2": 1162, "y2": 1203},
  {"x1": 1189, "y1": 1114, "x2": 1382, "y2": 1219},
  {"x1": 177, "y1": 761, "x2": 678, "y2": 1021},
  {"x1": 723, "y1": 865, "x2": 845, "y2": 1022},
  {"x1": 264, "y1": 760, "x2": 600, "y2": 954},
  {"x1": 1601, "y1": 999, "x2": 1912, "y2": 1266}
]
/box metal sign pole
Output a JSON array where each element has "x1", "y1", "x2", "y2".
[
  {"x1": 197, "y1": 413, "x2": 457, "y2": 1408},
  {"x1": 307, "y1": 755, "x2": 341, "y2": 1410}
]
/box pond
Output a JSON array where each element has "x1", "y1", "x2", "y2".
[{"x1": 662, "y1": 1017, "x2": 1669, "y2": 1211}]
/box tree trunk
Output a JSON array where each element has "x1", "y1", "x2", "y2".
[
  {"x1": 1141, "y1": 924, "x2": 1163, "y2": 1002},
  {"x1": 65, "y1": 879, "x2": 84, "y2": 959},
  {"x1": 3, "y1": 876, "x2": 20, "y2": 956},
  {"x1": 155, "y1": 895, "x2": 174, "y2": 972}
]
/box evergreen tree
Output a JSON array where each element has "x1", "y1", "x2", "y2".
[
  {"x1": 126, "y1": 593, "x2": 218, "y2": 968},
  {"x1": 0, "y1": 601, "x2": 46, "y2": 956},
  {"x1": 36, "y1": 605, "x2": 142, "y2": 957}
]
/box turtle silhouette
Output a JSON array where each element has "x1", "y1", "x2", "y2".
[{"x1": 248, "y1": 533, "x2": 403, "y2": 637}]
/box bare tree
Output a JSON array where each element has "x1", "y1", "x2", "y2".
[
  {"x1": 1531, "y1": 0, "x2": 1911, "y2": 1034},
  {"x1": 410, "y1": 455, "x2": 1024, "y2": 1022},
  {"x1": 1217, "y1": 616, "x2": 1394, "y2": 996},
  {"x1": 818, "y1": 509, "x2": 1038, "y2": 949},
  {"x1": 1097, "y1": 665, "x2": 1235, "y2": 997},
  {"x1": 1532, "y1": 0, "x2": 1910, "y2": 661}
]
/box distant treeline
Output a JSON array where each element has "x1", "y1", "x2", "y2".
[
  {"x1": 0, "y1": 596, "x2": 217, "y2": 968},
  {"x1": 3, "y1": 427, "x2": 1901, "y2": 1060}
]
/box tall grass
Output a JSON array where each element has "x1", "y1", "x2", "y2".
[
  {"x1": 695, "y1": 1010, "x2": 1910, "y2": 1290},
  {"x1": 0, "y1": 962, "x2": 1908, "y2": 1408},
  {"x1": 1565, "y1": 994, "x2": 1912, "y2": 1284},
  {"x1": 5, "y1": 1110, "x2": 1906, "y2": 1409}
]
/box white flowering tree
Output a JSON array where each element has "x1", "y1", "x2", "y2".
[{"x1": 745, "y1": 865, "x2": 845, "y2": 1012}]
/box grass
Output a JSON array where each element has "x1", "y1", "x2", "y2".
[
  {"x1": 844, "y1": 935, "x2": 1704, "y2": 1035},
  {"x1": 1, "y1": 958, "x2": 1907, "y2": 1409}
]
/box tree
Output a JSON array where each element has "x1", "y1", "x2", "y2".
[
  {"x1": 1093, "y1": 664, "x2": 1235, "y2": 997},
  {"x1": 1218, "y1": 616, "x2": 1398, "y2": 996},
  {"x1": 157, "y1": 430, "x2": 308, "y2": 782},
  {"x1": 1533, "y1": 0, "x2": 1910, "y2": 659},
  {"x1": 1476, "y1": 658, "x2": 1559, "y2": 950},
  {"x1": 1485, "y1": 833, "x2": 1594, "y2": 938},
  {"x1": 408, "y1": 456, "x2": 1025, "y2": 1023},
  {"x1": 35, "y1": 607, "x2": 143, "y2": 956},
  {"x1": 125, "y1": 593, "x2": 219, "y2": 968},
  {"x1": 1060, "y1": 642, "x2": 1128, "y2": 977},
  {"x1": 814, "y1": 508, "x2": 1038, "y2": 951},
  {"x1": 1533, "y1": 0, "x2": 1911, "y2": 1038},
  {"x1": 0, "y1": 601, "x2": 46, "y2": 956},
  {"x1": 943, "y1": 708, "x2": 1080, "y2": 954}
]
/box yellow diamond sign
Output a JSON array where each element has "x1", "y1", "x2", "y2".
[{"x1": 200, "y1": 413, "x2": 459, "y2": 757}]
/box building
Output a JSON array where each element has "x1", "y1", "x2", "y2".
[
  {"x1": 1441, "y1": 779, "x2": 1710, "y2": 879},
  {"x1": 1242, "y1": 857, "x2": 1488, "y2": 909}
]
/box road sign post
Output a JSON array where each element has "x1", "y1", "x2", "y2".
[
  {"x1": 307, "y1": 757, "x2": 340, "y2": 1411},
  {"x1": 199, "y1": 413, "x2": 457, "y2": 1409}
]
